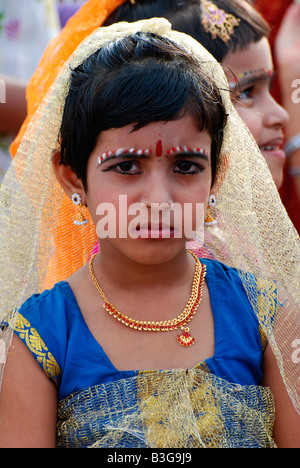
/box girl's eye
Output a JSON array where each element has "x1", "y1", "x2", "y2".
[
  {"x1": 173, "y1": 161, "x2": 204, "y2": 174},
  {"x1": 102, "y1": 160, "x2": 141, "y2": 174},
  {"x1": 239, "y1": 87, "x2": 254, "y2": 100}
]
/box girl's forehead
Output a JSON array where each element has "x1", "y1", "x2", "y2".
[
  {"x1": 96, "y1": 116, "x2": 212, "y2": 149},
  {"x1": 228, "y1": 68, "x2": 274, "y2": 89},
  {"x1": 223, "y1": 37, "x2": 273, "y2": 76}
]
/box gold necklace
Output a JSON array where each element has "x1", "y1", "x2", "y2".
[{"x1": 89, "y1": 250, "x2": 206, "y2": 347}]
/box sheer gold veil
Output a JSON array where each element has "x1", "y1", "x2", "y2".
[{"x1": 0, "y1": 19, "x2": 299, "y2": 417}]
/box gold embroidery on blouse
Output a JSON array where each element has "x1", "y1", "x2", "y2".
[
  {"x1": 11, "y1": 313, "x2": 61, "y2": 384},
  {"x1": 256, "y1": 278, "x2": 278, "y2": 351}
]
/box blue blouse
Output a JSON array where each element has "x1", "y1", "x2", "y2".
[{"x1": 11, "y1": 259, "x2": 268, "y2": 401}]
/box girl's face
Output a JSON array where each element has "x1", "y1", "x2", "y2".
[
  {"x1": 85, "y1": 114, "x2": 213, "y2": 265},
  {"x1": 223, "y1": 37, "x2": 289, "y2": 189}
]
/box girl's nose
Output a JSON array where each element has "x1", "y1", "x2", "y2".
[
  {"x1": 140, "y1": 170, "x2": 173, "y2": 207},
  {"x1": 263, "y1": 94, "x2": 289, "y2": 129}
]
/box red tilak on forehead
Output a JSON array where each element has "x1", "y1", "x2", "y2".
[{"x1": 156, "y1": 139, "x2": 163, "y2": 157}]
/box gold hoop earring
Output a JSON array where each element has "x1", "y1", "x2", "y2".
[{"x1": 72, "y1": 193, "x2": 88, "y2": 226}]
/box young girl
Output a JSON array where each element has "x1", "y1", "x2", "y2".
[
  {"x1": 104, "y1": 0, "x2": 289, "y2": 189},
  {"x1": 11, "y1": 0, "x2": 290, "y2": 190},
  {"x1": 0, "y1": 19, "x2": 299, "y2": 448},
  {"x1": 8, "y1": 0, "x2": 291, "y2": 286}
]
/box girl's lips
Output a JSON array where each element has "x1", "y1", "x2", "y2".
[
  {"x1": 259, "y1": 139, "x2": 286, "y2": 161},
  {"x1": 135, "y1": 224, "x2": 175, "y2": 239},
  {"x1": 260, "y1": 147, "x2": 286, "y2": 161}
]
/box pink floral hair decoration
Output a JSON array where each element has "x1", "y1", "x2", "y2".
[{"x1": 201, "y1": 0, "x2": 241, "y2": 43}]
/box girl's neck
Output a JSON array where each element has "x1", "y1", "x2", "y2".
[{"x1": 93, "y1": 244, "x2": 195, "y2": 293}]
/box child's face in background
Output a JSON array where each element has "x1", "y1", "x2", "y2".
[
  {"x1": 85, "y1": 114, "x2": 213, "y2": 266},
  {"x1": 223, "y1": 37, "x2": 289, "y2": 189}
]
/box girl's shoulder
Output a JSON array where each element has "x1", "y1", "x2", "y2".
[
  {"x1": 18, "y1": 281, "x2": 77, "y2": 315},
  {"x1": 13, "y1": 281, "x2": 80, "y2": 338},
  {"x1": 201, "y1": 257, "x2": 277, "y2": 297},
  {"x1": 201, "y1": 257, "x2": 278, "y2": 348},
  {"x1": 200, "y1": 257, "x2": 255, "y2": 291},
  {"x1": 6, "y1": 281, "x2": 80, "y2": 386}
]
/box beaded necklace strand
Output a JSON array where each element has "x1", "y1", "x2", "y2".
[{"x1": 89, "y1": 250, "x2": 206, "y2": 347}]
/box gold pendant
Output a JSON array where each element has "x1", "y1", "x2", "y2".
[{"x1": 176, "y1": 328, "x2": 195, "y2": 347}]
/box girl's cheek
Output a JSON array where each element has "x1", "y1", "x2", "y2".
[{"x1": 234, "y1": 106, "x2": 261, "y2": 143}]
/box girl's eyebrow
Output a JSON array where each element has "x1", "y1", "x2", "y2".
[
  {"x1": 166, "y1": 146, "x2": 209, "y2": 161},
  {"x1": 229, "y1": 70, "x2": 275, "y2": 89},
  {"x1": 97, "y1": 146, "x2": 210, "y2": 165},
  {"x1": 98, "y1": 148, "x2": 151, "y2": 165}
]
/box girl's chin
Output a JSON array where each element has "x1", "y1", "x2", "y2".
[
  {"x1": 261, "y1": 154, "x2": 284, "y2": 188},
  {"x1": 100, "y1": 237, "x2": 189, "y2": 264}
]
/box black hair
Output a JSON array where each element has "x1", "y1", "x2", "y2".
[
  {"x1": 104, "y1": 0, "x2": 271, "y2": 62},
  {"x1": 59, "y1": 32, "x2": 227, "y2": 189}
]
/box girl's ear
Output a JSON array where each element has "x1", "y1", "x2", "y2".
[
  {"x1": 209, "y1": 179, "x2": 217, "y2": 197},
  {"x1": 52, "y1": 150, "x2": 87, "y2": 204}
]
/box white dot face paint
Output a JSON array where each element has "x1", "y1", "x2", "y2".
[
  {"x1": 166, "y1": 146, "x2": 209, "y2": 158},
  {"x1": 98, "y1": 148, "x2": 151, "y2": 166},
  {"x1": 97, "y1": 146, "x2": 208, "y2": 165}
]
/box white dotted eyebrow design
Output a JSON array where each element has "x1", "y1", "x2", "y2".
[{"x1": 98, "y1": 147, "x2": 151, "y2": 165}]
